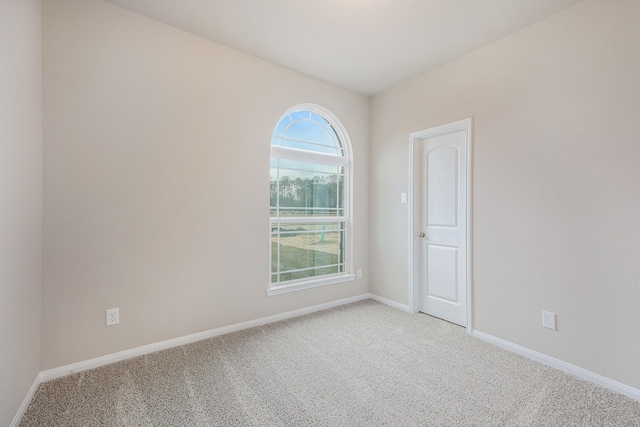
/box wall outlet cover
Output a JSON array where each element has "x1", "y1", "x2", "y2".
[
  {"x1": 106, "y1": 308, "x2": 119, "y2": 326},
  {"x1": 542, "y1": 311, "x2": 556, "y2": 330}
]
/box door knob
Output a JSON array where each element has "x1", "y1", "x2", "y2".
[{"x1": 417, "y1": 232, "x2": 425, "y2": 238}]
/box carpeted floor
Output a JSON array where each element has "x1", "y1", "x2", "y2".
[{"x1": 21, "y1": 300, "x2": 640, "y2": 426}]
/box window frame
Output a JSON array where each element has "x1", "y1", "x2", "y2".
[{"x1": 268, "y1": 104, "x2": 355, "y2": 296}]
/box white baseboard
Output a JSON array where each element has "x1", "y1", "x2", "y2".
[
  {"x1": 472, "y1": 330, "x2": 640, "y2": 401},
  {"x1": 10, "y1": 373, "x2": 42, "y2": 427},
  {"x1": 367, "y1": 293, "x2": 412, "y2": 312},
  {"x1": 40, "y1": 293, "x2": 370, "y2": 382}
]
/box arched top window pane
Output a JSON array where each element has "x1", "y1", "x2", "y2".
[{"x1": 271, "y1": 110, "x2": 344, "y2": 157}]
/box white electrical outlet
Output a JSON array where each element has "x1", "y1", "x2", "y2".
[
  {"x1": 542, "y1": 311, "x2": 556, "y2": 330},
  {"x1": 401, "y1": 193, "x2": 407, "y2": 204},
  {"x1": 106, "y1": 308, "x2": 119, "y2": 326},
  {"x1": 357, "y1": 268, "x2": 362, "y2": 279}
]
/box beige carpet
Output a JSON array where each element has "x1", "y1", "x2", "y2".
[{"x1": 21, "y1": 300, "x2": 640, "y2": 426}]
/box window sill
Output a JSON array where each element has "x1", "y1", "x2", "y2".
[{"x1": 267, "y1": 273, "x2": 357, "y2": 296}]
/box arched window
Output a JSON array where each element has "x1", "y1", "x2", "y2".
[{"x1": 269, "y1": 105, "x2": 353, "y2": 295}]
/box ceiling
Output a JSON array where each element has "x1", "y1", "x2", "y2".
[{"x1": 101, "y1": 0, "x2": 582, "y2": 95}]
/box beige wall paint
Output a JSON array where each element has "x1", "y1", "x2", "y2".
[
  {"x1": 42, "y1": 0, "x2": 369, "y2": 370},
  {"x1": 0, "y1": 0, "x2": 42, "y2": 423},
  {"x1": 371, "y1": 0, "x2": 640, "y2": 389}
]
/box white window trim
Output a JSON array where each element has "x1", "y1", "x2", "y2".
[
  {"x1": 268, "y1": 103, "x2": 354, "y2": 296},
  {"x1": 267, "y1": 273, "x2": 357, "y2": 296}
]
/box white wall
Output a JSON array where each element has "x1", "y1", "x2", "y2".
[
  {"x1": 42, "y1": 0, "x2": 369, "y2": 370},
  {"x1": 0, "y1": 0, "x2": 43, "y2": 424},
  {"x1": 371, "y1": 0, "x2": 640, "y2": 389}
]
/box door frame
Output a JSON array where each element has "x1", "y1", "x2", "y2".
[{"x1": 408, "y1": 118, "x2": 474, "y2": 334}]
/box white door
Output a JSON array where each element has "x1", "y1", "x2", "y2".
[{"x1": 412, "y1": 120, "x2": 470, "y2": 327}]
